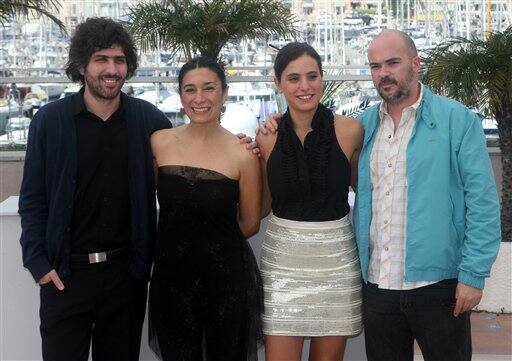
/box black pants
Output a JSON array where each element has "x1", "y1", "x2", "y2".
[
  {"x1": 39, "y1": 257, "x2": 147, "y2": 361},
  {"x1": 363, "y1": 279, "x2": 471, "y2": 361}
]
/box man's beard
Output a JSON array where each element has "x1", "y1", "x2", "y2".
[
  {"x1": 377, "y1": 70, "x2": 414, "y2": 105},
  {"x1": 84, "y1": 72, "x2": 124, "y2": 100}
]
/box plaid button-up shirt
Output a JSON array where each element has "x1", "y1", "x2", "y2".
[{"x1": 368, "y1": 84, "x2": 435, "y2": 290}]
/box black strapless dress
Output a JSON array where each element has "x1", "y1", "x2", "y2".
[{"x1": 148, "y1": 165, "x2": 263, "y2": 361}]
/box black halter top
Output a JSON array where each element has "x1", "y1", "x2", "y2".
[{"x1": 267, "y1": 104, "x2": 351, "y2": 221}]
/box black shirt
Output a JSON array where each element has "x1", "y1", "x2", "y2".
[
  {"x1": 19, "y1": 91, "x2": 171, "y2": 281},
  {"x1": 267, "y1": 104, "x2": 351, "y2": 221},
  {"x1": 70, "y1": 89, "x2": 131, "y2": 253}
]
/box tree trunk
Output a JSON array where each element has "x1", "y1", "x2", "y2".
[{"x1": 496, "y1": 100, "x2": 512, "y2": 242}]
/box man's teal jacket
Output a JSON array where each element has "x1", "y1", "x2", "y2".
[{"x1": 354, "y1": 86, "x2": 501, "y2": 289}]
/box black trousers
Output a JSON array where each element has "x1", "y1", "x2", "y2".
[
  {"x1": 363, "y1": 279, "x2": 471, "y2": 361},
  {"x1": 39, "y1": 257, "x2": 147, "y2": 361}
]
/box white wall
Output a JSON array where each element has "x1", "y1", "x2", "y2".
[
  {"x1": 477, "y1": 242, "x2": 512, "y2": 313},
  {"x1": 0, "y1": 196, "x2": 367, "y2": 361},
  {"x1": 2, "y1": 196, "x2": 509, "y2": 360}
]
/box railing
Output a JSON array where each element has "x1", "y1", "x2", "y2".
[
  {"x1": 0, "y1": 65, "x2": 373, "y2": 84},
  {"x1": 0, "y1": 70, "x2": 378, "y2": 148},
  {"x1": 0, "y1": 68, "x2": 499, "y2": 149}
]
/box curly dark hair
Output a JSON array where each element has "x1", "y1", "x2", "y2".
[
  {"x1": 274, "y1": 42, "x2": 322, "y2": 81},
  {"x1": 177, "y1": 56, "x2": 227, "y2": 94},
  {"x1": 65, "y1": 17, "x2": 138, "y2": 83}
]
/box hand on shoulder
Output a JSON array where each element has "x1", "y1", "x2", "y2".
[
  {"x1": 255, "y1": 127, "x2": 277, "y2": 161},
  {"x1": 230, "y1": 133, "x2": 260, "y2": 162}
]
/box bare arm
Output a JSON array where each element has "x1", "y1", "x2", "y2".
[
  {"x1": 255, "y1": 131, "x2": 278, "y2": 218},
  {"x1": 259, "y1": 158, "x2": 272, "y2": 218},
  {"x1": 350, "y1": 147, "x2": 361, "y2": 192},
  {"x1": 150, "y1": 129, "x2": 169, "y2": 183},
  {"x1": 152, "y1": 159, "x2": 159, "y2": 184},
  {"x1": 238, "y1": 151, "x2": 262, "y2": 238},
  {"x1": 333, "y1": 116, "x2": 364, "y2": 191}
]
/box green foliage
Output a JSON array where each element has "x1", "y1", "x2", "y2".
[
  {"x1": 127, "y1": 0, "x2": 298, "y2": 62},
  {"x1": 355, "y1": 8, "x2": 377, "y2": 16},
  {"x1": 422, "y1": 27, "x2": 512, "y2": 117},
  {"x1": 0, "y1": 143, "x2": 27, "y2": 151},
  {"x1": 320, "y1": 73, "x2": 344, "y2": 111},
  {"x1": 0, "y1": 0, "x2": 65, "y2": 33}
]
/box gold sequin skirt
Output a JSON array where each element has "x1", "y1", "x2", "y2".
[{"x1": 260, "y1": 214, "x2": 362, "y2": 336}]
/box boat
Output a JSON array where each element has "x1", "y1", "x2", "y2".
[
  {"x1": 0, "y1": 98, "x2": 31, "y2": 135},
  {"x1": 0, "y1": 116, "x2": 31, "y2": 144},
  {"x1": 157, "y1": 93, "x2": 185, "y2": 127},
  {"x1": 220, "y1": 102, "x2": 260, "y2": 139},
  {"x1": 226, "y1": 83, "x2": 277, "y2": 120},
  {"x1": 32, "y1": 83, "x2": 65, "y2": 100},
  {"x1": 59, "y1": 84, "x2": 81, "y2": 99}
]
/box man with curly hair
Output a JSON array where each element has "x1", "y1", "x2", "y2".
[{"x1": 18, "y1": 17, "x2": 170, "y2": 360}]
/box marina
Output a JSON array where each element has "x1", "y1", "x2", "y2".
[{"x1": 1, "y1": 0, "x2": 510, "y2": 144}]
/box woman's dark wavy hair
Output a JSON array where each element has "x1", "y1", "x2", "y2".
[
  {"x1": 178, "y1": 56, "x2": 227, "y2": 94},
  {"x1": 274, "y1": 42, "x2": 323, "y2": 81},
  {"x1": 65, "y1": 17, "x2": 138, "y2": 84}
]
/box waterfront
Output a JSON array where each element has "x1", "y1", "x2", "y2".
[{"x1": 1, "y1": 0, "x2": 509, "y2": 144}]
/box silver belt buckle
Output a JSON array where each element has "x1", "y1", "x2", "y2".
[{"x1": 88, "y1": 252, "x2": 107, "y2": 264}]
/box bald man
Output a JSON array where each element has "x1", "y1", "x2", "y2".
[{"x1": 353, "y1": 30, "x2": 501, "y2": 361}]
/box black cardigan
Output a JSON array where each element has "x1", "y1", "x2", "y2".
[{"x1": 18, "y1": 91, "x2": 171, "y2": 281}]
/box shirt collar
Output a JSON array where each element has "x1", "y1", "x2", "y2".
[
  {"x1": 72, "y1": 86, "x2": 125, "y2": 117},
  {"x1": 72, "y1": 86, "x2": 87, "y2": 115}
]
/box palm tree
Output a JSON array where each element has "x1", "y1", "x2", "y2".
[
  {"x1": 127, "y1": 0, "x2": 297, "y2": 62},
  {"x1": 422, "y1": 27, "x2": 512, "y2": 243},
  {"x1": 0, "y1": 0, "x2": 65, "y2": 32}
]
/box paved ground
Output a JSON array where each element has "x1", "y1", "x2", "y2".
[
  {"x1": 414, "y1": 311, "x2": 511, "y2": 360},
  {"x1": 254, "y1": 311, "x2": 511, "y2": 360}
]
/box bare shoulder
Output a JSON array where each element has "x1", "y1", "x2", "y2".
[
  {"x1": 334, "y1": 115, "x2": 363, "y2": 133},
  {"x1": 150, "y1": 127, "x2": 182, "y2": 154},
  {"x1": 151, "y1": 127, "x2": 179, "y2": 143},
  {"x1": 222, "y1": 131, "x2": 259, "y2": 168},
  {"x1": 334, "y1": 115, "x2": 363, "y2": 139}
]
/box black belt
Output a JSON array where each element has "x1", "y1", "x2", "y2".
[{"x1": 70, "y1": 247, "x2": 127, "y2": 265}]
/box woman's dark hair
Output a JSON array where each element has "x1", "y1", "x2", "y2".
[
  {"x1": 274, "y1": 42, "x2": 322, "y2": 81},
  {"x1": 65, "y1": 17, "x2": 138, "y2": 83},
  {"x1": 178, "y1": 56, "x2": 227, "y2": 94}
]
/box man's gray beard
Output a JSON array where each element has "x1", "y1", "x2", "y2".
[{"x1": 378, "y1": 84, "x2": 411, "y2": 105}]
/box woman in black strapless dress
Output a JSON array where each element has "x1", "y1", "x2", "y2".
[{"x1": 148, "y1": 57, "x2": 263, "y2": 361}]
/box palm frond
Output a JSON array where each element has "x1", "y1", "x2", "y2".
[
  {"x1": 421, "y1": 27, "x2": 512, "y2": 117},
  {"x1": 0, "y1": 0, "x2": 65, "y2": 33},
  {"x1": 128, "y1": 0, "x2": 298, "y2": 61},
  {"x1": 321, "y1": 72, "x2": 344, "y2": 110}
]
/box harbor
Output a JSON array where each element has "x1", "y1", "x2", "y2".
[{"x1": 1, "y1": 0, "x2": 510, "y2": 145}]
